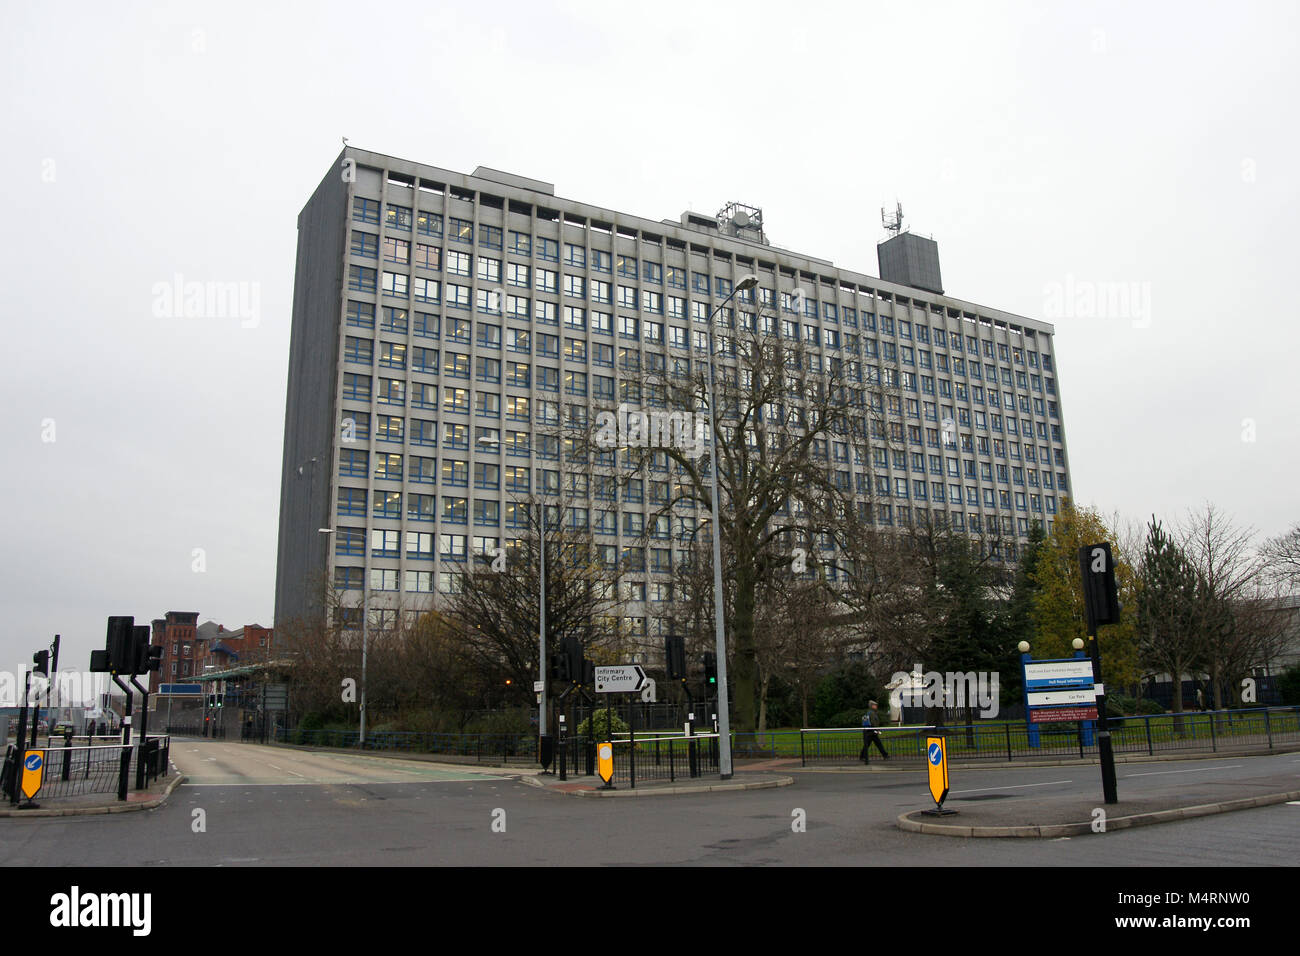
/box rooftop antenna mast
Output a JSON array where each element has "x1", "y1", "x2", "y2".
[{"x1": 882, "y1": 201, "x2": 904, "y2": 237}]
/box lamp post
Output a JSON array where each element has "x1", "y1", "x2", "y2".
[
  {"x1": 477, "y1": 435, "x2": 547, "y2": 738},
  {"x1": 703, "y1": 273, "x2": 758, "y2": 780}
]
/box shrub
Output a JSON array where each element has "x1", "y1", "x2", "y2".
[{"x1": 577, "y1": 711, "x2": 629, "y2": 739}]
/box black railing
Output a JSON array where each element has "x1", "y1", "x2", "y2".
[
  {"x1": 2, "y1": 735, "x2": 170, "y2": 803},
  {"x1": 797, "y1": 706, "x2": 1300, "y2": 766}
]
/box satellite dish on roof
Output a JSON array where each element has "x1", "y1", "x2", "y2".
[{"x1": 732, "y1": 210, "x2": 750, "y2": 228}]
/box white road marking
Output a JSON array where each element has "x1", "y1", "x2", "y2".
[
  {"x1": 1124, "y1": 765, "x2": 1241, "y2": 777},
  {"x1": 952, "y1": 779, "x2": 1072, "y2": 794}
]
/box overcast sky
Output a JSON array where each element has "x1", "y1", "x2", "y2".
[{"x1": 3, "y1": 0, "x2": 1297, "y2": 686}]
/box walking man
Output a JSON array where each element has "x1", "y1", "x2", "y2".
[{"x1": 860, "y1": 700, "x2": 889, "y2": 763}]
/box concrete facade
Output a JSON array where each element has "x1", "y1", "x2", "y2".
[{"x1": 273, "y1": 148, "x2": 1074, "y2": 641}]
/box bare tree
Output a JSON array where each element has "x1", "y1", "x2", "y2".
[
  {"x1": 1179, "y1": 504, "x2": 1285, "y2": 709},
  {"x1": 439, "y1": 496, "x2": 625, "y2": 706},
  {"x1": 614, "y1": 318, "x2": 880, "y2": 732},
  {"x1": 1260, "y1": 522, "x2": 1300, "y2": 591}
]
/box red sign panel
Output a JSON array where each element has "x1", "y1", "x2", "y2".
[{"x1": 1029, "y1": 706, "x2": 1099, "y2": 723}]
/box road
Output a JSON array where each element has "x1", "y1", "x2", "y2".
[{"x1": 1, "y1": 740, "x2": 1296, "y2": 866}]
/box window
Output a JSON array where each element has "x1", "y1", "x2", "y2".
[
  {"x1": 353, "y1": 197, "x2": 379, "y2": 224},
  {"x1": 383, "y1": 236, "x2": 409, "y2": 264},
  {"x1": 536, "y1": 237, "x2": 558, "y2": 262},
  {"x1": 476, "y1": 257, "x2": 501, "y2": 283},
  {"x1": 510, "y1": 231, "x2": 531, "y2": 255},
  {"x1": 449, "y1": 217, "x2": 473, "y2": 244},
  {"x1": 371, "y1": 529, "x2": 400, "y2": 557},
  {"x1": 377, "y1": 378, "x2": 405, "y2": 406},
  {"x1": 506, "y1": 361, "x2": 530, "y2": 387},
  {"x1": 385, "y1": 205, "x2": 413, "y2": 231},
  {"x1": 565, "y1": 243, "x2": 586, "y2": 268},
  {"x1": 351, "y1": 231, "x2": 378, "y2": 259},
  {"x1": 417, "y1": 211, "x2": 443, "y2": 237},
  {"x1": 479, "y1": 224, "x2": 502, "y2": 250},
  {"x1": 443, "y1": 387, "x2": 469, "y2": 413},
  {"x1": 349, "y1": 265, "x2": 377, "y2": 293},
  {"x1": 442, "y1": 496, "x2": 468, "y2": 523},
  {"x1": 535, "y1": 269, "x2": 558, "y2": 295},
  {"x1": 506, "y1": 395, "x2": 530, "y2": 421},
  {"x1": 564, "y1": 275, "x2": 586, "y2": 299}
]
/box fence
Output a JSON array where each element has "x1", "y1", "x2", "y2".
[
  {"x1": 797, "y1": 706, "x2": 1300, "y2": 766},
  {"x1": 1, "y1": 735, "x2": 171, "y2": 803}
]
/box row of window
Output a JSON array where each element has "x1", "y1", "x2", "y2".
[{"x1": 331, "y1": 502, "x2": 1051, "y2": 602}]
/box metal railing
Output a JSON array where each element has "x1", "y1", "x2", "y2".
[
  {"x1": 797, "y1": 706, "x2": 1300, "y2": 766},
  {"x1": 2, "y1": 735, "x2": 170, "y2": 803}
]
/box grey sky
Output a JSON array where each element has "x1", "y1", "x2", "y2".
[{"x1": 3, "y1": 0, "x2": 1297, "y2": 681}]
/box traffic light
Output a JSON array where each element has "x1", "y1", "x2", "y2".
[
  {"x1": 548, "y1": 652, "x2": 569, "y2": 682},
  {"x1": 106, "y1": 616, "x2": 134, "y2": 673},
  {"x1": 207, "y1": 694, "x2": 217, "y2": 709},
  {"x1": 130, "y1": 626, "x2": 151, "y2": 675},
  {"x1": 145, "y1": 645, "x2": 164, "y2": 673},
  {"x1": 32, "y1": 650, "x2": 49, "y2": 676},
  {"x1": 703, "y1": 652, "x2": 717, "y2": 687},
  {"x1": 1079, "y1": 543, "x2": 1121, "y2": 633},
  {"x1": 665, "y1": 635, "x2": 685, "y2": 680},
  {"x1": 582, "y1": 659, "x2": 594, "y2": 687},
  {"x1": 562, "y1": 636, "x2": 583, "y2": 685}
]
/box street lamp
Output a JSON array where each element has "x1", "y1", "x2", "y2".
[
  {"x1": 704, "y1": 272, "x2": 758, "y2": 780},
  {"x1": 476, "y1": 435, "x2": 548, "y2": 738}
]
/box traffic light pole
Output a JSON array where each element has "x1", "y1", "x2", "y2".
[
  {"x1": 131, "y1": 676, "x2": 150, "y2": 790},
  {"x1": 1087, "y1": 629, "x2": 1118, "y2": 805},
  {"x1": 1080, "y1": 544, "x2": 1120, "y2": 806}
]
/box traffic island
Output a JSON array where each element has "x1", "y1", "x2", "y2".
[
  {"x1": 897, "y1": 787, "x2": 1300, "y2": 838},
  {"x1": 520, "y1": 772, "x2": 794, "y2": 797}
]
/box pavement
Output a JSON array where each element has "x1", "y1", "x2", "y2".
[{"x1": 0, "y1": 771, "x2": 185, "y2": 818}]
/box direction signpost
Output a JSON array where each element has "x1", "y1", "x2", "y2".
[{"x1": 593, "y1": 665, "x2": 647, "y2": 694}]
